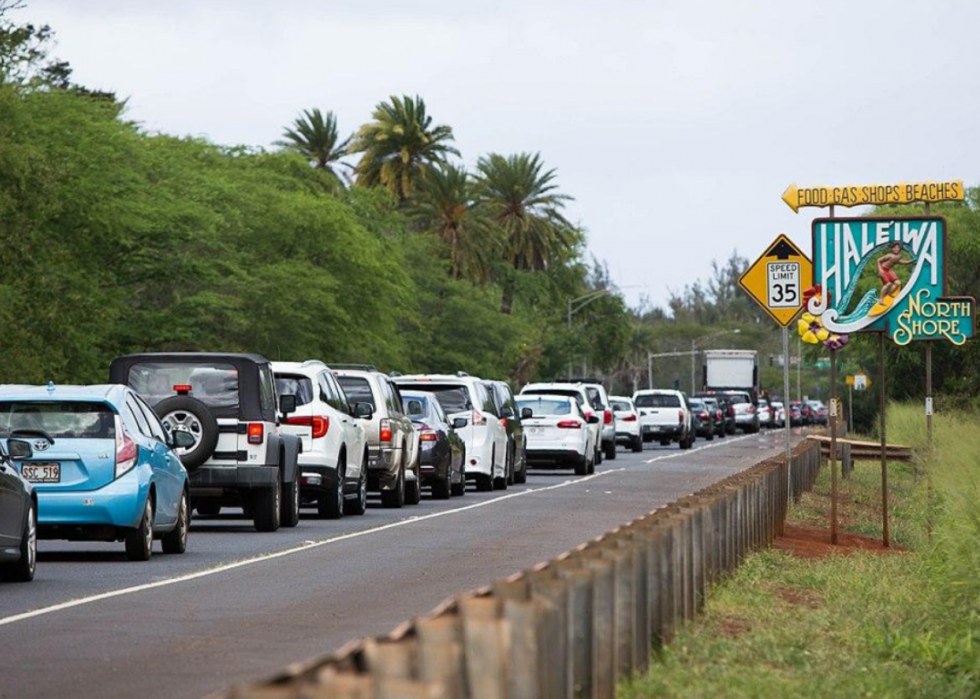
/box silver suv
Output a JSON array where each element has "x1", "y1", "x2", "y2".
[{"x1": 334, "y1": 366, "x2": 420, "y2": 508}]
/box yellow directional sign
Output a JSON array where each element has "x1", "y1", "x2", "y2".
[
  {"x1": 781, "y1": 180, "x2": 964, "y2": 213},
  {"x1": 738, "y1": 234, "x2": 813, "y2": 327}
]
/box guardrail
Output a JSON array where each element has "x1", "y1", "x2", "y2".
[{"x1": 220, "y1": 439, "x2": 822, "y2": 699}]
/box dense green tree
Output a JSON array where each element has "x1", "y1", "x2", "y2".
[
  {"x1": 350, "y1": 95, "x2": 458, "y2": 202},
  {"x1": 277, "y1": 108, "x2": 351, "y2": 188}
]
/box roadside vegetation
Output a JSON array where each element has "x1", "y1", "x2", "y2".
[{"x1": 621, "y1": 403, "x2": 980, "y2": 698}]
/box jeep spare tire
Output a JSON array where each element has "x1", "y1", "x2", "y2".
[{"x1": 154, "y1": 396, "x2": 220, "y2": 470}]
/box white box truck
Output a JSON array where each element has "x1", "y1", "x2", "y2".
[{"x1": 703, "y1": 349, "x2": 760, "y2": 433}]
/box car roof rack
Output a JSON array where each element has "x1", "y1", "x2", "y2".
[
  {"x1": 330, "y1": 364, "x2": 378, "y2": 372},
  {"x1": 552, "y1": 377, "x2": 603, "y2": 385},
  {"x1": 456, "y1": 371, "x2": 470, "y2": 377}
]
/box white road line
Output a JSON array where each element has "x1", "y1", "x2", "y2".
[
  {"x1": 643, "y1": 433, "x2": 754, "y2": 463},
  {"x1": 0, "y1": 467, "x2": 626, "y2": 629}
]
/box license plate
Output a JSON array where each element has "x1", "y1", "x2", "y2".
[
  {"x1": 529, "y1": 427, "x2": 544, "y2": 434},
  {"x1": 22, "y1": 462, "x2": 61, "y2": 483}
]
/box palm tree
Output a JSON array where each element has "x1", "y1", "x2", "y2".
[
  {"x1": 278, "y1": 108, "x2": 351, "y2": 187},
  {"x1": 474, "y1": 152, "x2": 578, "y2": 313},
  {"x1": 350, "y1": 95, "x2": 459, "y2": 203},
  {"x1": 410, "y1": 165, "x2": 499, "y2": 283}
]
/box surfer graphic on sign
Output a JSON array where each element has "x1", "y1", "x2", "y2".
[{"x1": 870, "y1": 242, "x2": 915, "y2": 317}]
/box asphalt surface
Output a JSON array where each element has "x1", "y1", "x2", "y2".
[{"x1": 0, "y1": 428, "x2": 802, "y2": 699}]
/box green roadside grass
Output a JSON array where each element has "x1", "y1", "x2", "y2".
[{"x1": 621, "y1": 404, "x2": 980, "y2": 699}]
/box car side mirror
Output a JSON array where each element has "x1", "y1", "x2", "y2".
[
  {"x1": 7, "y1": 438, "x2": 33, "y2": 460},
  {"x1": 354, "y1": 402, "x2": 374, "y2": 420},
  {"x1": 587, "y1": 415, "x2": 600, "y2": 425},
  {"x1": 279, "y1": 394, "x2": 297, "y2": 416},
  {"x1": 452, "y1": 417, "x2": 468, "y2": 429},
  {"x1": 169, "y1": 427, "x2": 197, "y2": 450},
  {"x1": 500, "y1": 406, "x2": 514, "y2": 418},
  {"x1": 520, "y1": 407, "x2": 533, "y2": 420}
]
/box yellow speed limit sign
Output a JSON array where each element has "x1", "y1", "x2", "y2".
[{"x1": 738, "y1": 235, "x2": 813, "y2": 327}]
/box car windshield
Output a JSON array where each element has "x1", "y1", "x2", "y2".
[
  {"x1": 610, "y1": 400, "x2": 632, "y2": 412},
  {"x1": 0, "y1": 401, "x2": 116, "y2": 439},
  {"x1": 127, "y1": 362, "x2": 239, "y2": 410},
  {"x1": 634, "y1": 393, "x2": 681, "y2": 408},
  {"x1": 516, "y1": 397, "x2": 572, "y2": 417},
  {"x1": 399, "y1": 384, "x2": 472, "y2": 414},
  {"x1": 337, "y1": 377, "x2": 375, "y2": 409},
  {"x1": 274, "y1": 375, "x2": 315, "y2": 407}
]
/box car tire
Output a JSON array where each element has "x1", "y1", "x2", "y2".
[
  {"x1": 319, "y1": 462, "x2": 345, "y2": 520},
  {"x1": 432, "y1": 472, "x2": 451, "y2": 500},
  {"x1": 196, "y1": 501, "x2": 221, "y2": 517},
  {"x1": 405, "y1": 449, "x2": 422, "y2": 505},
  {"x1": 514, "y1": 449, "x2": 527, "y2": 484},
  {"x1": 452, "y1": 455, "x2": 467, "y2": 496},
  {"x1": 475, "y1": 473, "x2": 493, "y2": 492},
  {"x1": 492, "y1": 447, "x2": 508, "y2": 490},
  {"x1": 254, "y1": 480, "x2": 281, "y2": 532},
  {"x1": 706, "y1": 430, "x2": 714, "y2": 441},
  {"x1": 153, "y1": 396, "x2": 220, "y2": 470},
  {"x1": 281, "y1": 476, "x2": 301, "y2": 528},
  {"x1": 1, "y1": 502, "x2": 36, "y2": 582},
  {"x1": 381, "y1": 459, "x2": 406, "y2": 508},
  {"x1": 506, "y1": 446, "x2": 515, "y2": 486},
  {"x1": 125, "y1": 496, "x2": 154, "y2": 561},
  {"x1": 631, "y1": 436, "x2": 643, "y2": 453},
  {"x1": 344, "y1": 462, "x2": 368, "y2": 516},
  {"x1": 680, "y1": 433, "x2": 693, "y2": 450},
  {"x1": 604, "y1": 441, "x2": 617, "y2": 460},
  {"x1": 595, "y1": 443, "x2": 603, "y2": 465},
  {"x1": 574, "y1": 455, "x2": 588, "y2": 476},
  {"x1": 162, "y1": 489, "x2": 189, "y2": 554}
]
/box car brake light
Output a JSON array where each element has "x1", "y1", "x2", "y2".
[
  {"x1": 285, "y1": 415, "x2": 330, "y2": 439},
  {"x1": 698, "y1": 412, "x2": 709, "y2": 419},
  {"x1": 380, "y1": 418, "x2": 392, "y2": 443},
  {"x1": 622, "y1": 414, "x2": 637, "y2": 422},
  {"x1": 173, "y1": 384, "x2": 192, "y2": 394},
  {"x1": 604, "y1": 409, "x2": 613, "y2": 425},
  {"x1": 499, "y1": 417, "x2": 508, "y2": 430},
  {"x1": 557, "y1": 420, "x2": 582, "y2": 429},
  {"x1": 678, "y1": 410, "x2": 684, "y2": 424},
  {"x1": 247, "y1": 423, "x2": 264, "y2": 445},
  {"x1": 115, "y1": 416, "x2": 138, "y2": 479},
  {"x1": 747, "y1": 406, "x2": 756, "y2": 414},
  {"x1": 420, "y1": 430, "x2": 438, "y2": 442}
]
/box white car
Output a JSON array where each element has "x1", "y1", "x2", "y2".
[
  {"x1": 515, "y1": 394, "x2": 597, "y2": 475},
  {"x1": 392, "y1": 373, "x2": 508, "y2": 492},
  {"x1": 609, "y1": 395, "x2": 642, "y2": 453},
  {"x1": 770, "y1": 401, "x2": 786, "y2": 428},
  {"x1": 520, "y1": 383, "x2": 603, "y2": 465},
  {"x1": 632, "y1": 389, "x2": 694, "y2": 449},
  {"x1": 758, "y1": 399, "x2": 772, "y2": 429},
  {"x1": 273, "y1": 361, "x2": 370, "y2": 519}
]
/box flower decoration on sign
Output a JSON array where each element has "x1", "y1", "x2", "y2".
[{"x1": 797, "y1": 285, "x2": 849, "y2": 349}]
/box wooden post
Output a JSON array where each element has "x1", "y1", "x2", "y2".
[
  {"x1": 829, "y1": 348, "x2": 839, "y2": 545},
  {"x1": 879, "y1": 333, "x2": 890, "y2": 548}
]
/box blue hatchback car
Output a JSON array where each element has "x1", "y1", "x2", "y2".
[{"x1": 0, "y1": 384, "x2": 193, "y2": 561}]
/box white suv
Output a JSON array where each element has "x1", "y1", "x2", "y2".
[
  {"x1": 520, "y1": 383, "x2": 603, "y2": 465},
  {"x1": 334, "y1": 366, "x2": 420, "y2": 508},
  {"x1": 273, "y1": 361, "x2": 370, "y2": 519},
  {"x1": 632, "y1": 389, "x2": 694, "y2": 449},
  {"x1": 393, "y1": 373, "x2": 508, "y2": 492}
]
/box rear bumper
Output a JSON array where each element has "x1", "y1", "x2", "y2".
[
  {"x1": 526, "y1": 448, "x2": 586, "y2": 464},
  {"x1": 641, "y1": 424, "x2": 683, "y2": 438},
  {"x1": 36, "y1": 466, "x2": 149, "y2": 530},
  {"x1": 188, "y1": 464, "x2": 278, "y2": 496}
]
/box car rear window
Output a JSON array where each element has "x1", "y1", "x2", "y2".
[
  {"x1": 689, "y1": 399, "x2": 705, "y2": 410},
  {"x1": 516, "y1": 397, "x2": 572, "y2": 417},
  {"x1": 725, "y1": 393, "x2": 752, "y2": 405},
  {"x1": 523, "y1": 388, "x2": 585, "y2": 407},
  {"x1": 610, "y1": 400, "x2": 632, "y2": 412},
  {"x1": 401, "y1": 395, "x2": 428, "y2": 418},
  {"x1": 634, "y1": 394, "x2": 681, "y2": 408},
  {"x1": 398, "y1": 384, "x2": 473, "y2": 414},
  {"x1": 0, "y1": 402, "x2": 116, "y2": 439},
  {"x1": 127, "y1": 362, "x2": 239, "y2": 410},
  {"x1": 337, "y1": 377, "x2": 376, "y2": 410},
  {"x1": 274, "y1": 375, "x2": 315, "y2": 407}
]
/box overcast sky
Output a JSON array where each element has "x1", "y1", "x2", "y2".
[{"x1": 21, "y1": 0, "x2": 980, "y2": 308}]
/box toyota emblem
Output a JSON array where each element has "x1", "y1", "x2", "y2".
[{"x1": 33, "y1": 440, "x2": 51, "y2": 452}]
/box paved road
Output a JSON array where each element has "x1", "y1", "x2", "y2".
[{"x1": 0, "y1": 429, "x2": 801, "y2": 699}]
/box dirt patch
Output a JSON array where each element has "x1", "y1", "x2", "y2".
[
  {"x1": 774, "y1": 586, "x2": 822, "y2": 608},
  {"x1": 774, "y1": 524, "x2": 904, "y2": 559},
  {"x1": 717, "y1": 617, "x2": 751, "y2": 639}
]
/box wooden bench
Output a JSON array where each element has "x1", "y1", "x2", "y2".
[{"x1": 806, "y1": 435, "x2": 913, "y2": 462}]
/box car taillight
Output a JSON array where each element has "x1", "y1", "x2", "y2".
[
  {"x1": 380, "y1": 418, "x2": 392, "y2": 443},
  {"x1": 557, "y1": 420, "x2": 582, "y2": 429},
  {"x1": 678, "y1": 411, "x2": 684, "y2": 424},
  {"x1": 419, "y1": 430, "x2": 438, "y2": 442},
  {"x1": 728, "y1": 406, "x2": 735, "y2": 416},
  {"x1": 285, "y1": 415, "x2": 330, "y2": 439},
  {"x1": 472, "y1": 411, "x2": 486, "y2": 426},
  {"x1": 247, "y1": 423, "x2": 264, "y2": 445},
  {"x1": 604, "y1": 409, "x2": 613, "y2": 425},
  {"x1": 499, "y1": 417, "x2": 508, "y2": 430},
  {"x1": 622, "y1": 414, "x2": 638, "y2": 422},
  {"x1": 717, "y1": 411, "x2": 723, "y2": 421},
  {"x1": 747, "y1": 406, "x2": 756, "y2": 414},
  {"x1": 115, "y1": 416, "x2": 138, "y2": 479},
  {"x1": 698, "y1": 412, "x2": 709, "y2": 419}
]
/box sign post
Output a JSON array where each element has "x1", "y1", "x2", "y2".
[{"x1": 739, "y1": 234, "x2": 813, "y2": 505}]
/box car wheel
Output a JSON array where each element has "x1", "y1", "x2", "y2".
[
  {"x1": 574, "y1": 455, "x2": 588, "y2": 476},
  {"x1": 344, "y1": 461, "x2": 368, "y2": 516},
  {"x1": 319, "y1": 460, "x2": 345, "y2": 520},
  {"x1": 381, "y1": 458, "x2": 406, "y2": 508},
  {"x1": 506, "y1": 446, "x2": 515, "y2": 485},
  {"x1": 493, "y1": 448, "x2": 508, "y2": 490},
  {"x1": 452, "y1": 453, "x2": 467, "y2": 496},
  {"x1": 631, "y1": 436, "x2": 643, "y2": 453},
  {"x1": 162, "y1": 489, "x2": 189, "y2": 554},
  {"x1": 514, "y1": 445, "x2": 527, "y2": 484},
  {"x1": 707, "y1": 429, "x2": 714, "y2": 441},
  {"x1": 680, "y1": 433, "x2": 693, "y2": 450},
  {"x1": 254, "y1": 480, "x2": 281, "y2": 532},
  {"x1": 432, "y1": 470, "x2": 451, "y2": 500},
  {"x1": 475, "y1": 472, "x2": 493, "y2": 492},
  {"x1": 604, "y1": 441, "x2": 617, "y2": 461},
  {"x1": 595, "y1": 442, "x2": 603, "y2": 465},
  {"x1": 125, "y1": 496, "x2": 154, "y2": 561},
  {"x1": 154, "y1": 396, "x2": 220, "y2": 470},
  {"x1": 1, "y1": 501, "x2": 36, "y2": 582},
  {"x1": 196, "y1": 501, "x2": 221, "y2": 517},
  {"x1": 405, "y1": 450, "x2": 422, "y2": 505},
  {"x1": 281, "y1": 475, "x2": 301, "y2": 528}
]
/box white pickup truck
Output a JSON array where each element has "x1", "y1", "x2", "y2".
[{"x1": 631, "y1": 389, "x2": 694, "y2": 449}]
